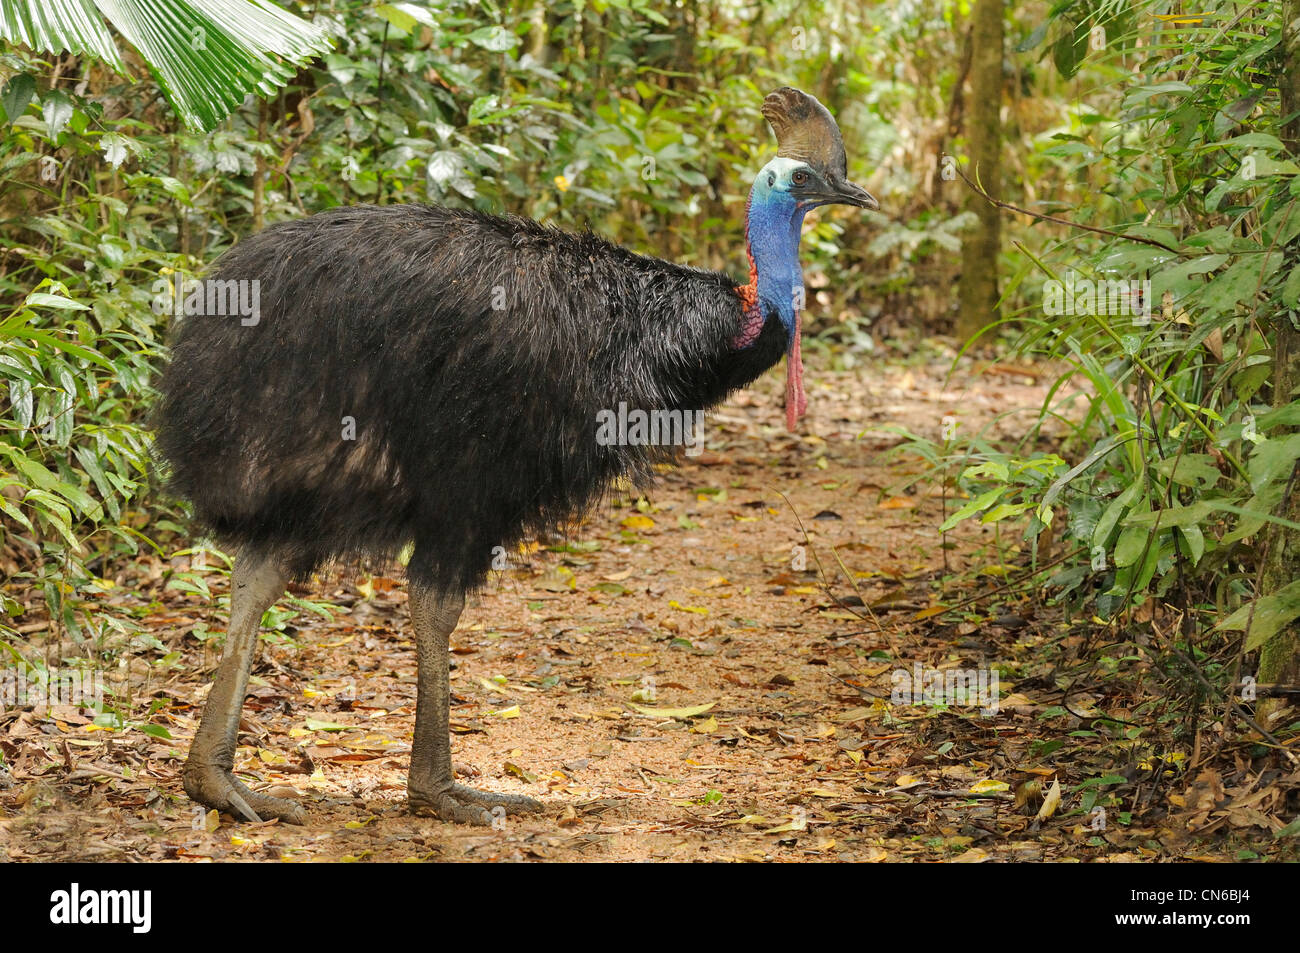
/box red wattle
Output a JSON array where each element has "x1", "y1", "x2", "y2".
[
  {"x1": 731, "y1": 242, "x2": 762, "y2": 349},
  {"x1": 785, "y1": 310, "x2": 805, "y2": 431}
]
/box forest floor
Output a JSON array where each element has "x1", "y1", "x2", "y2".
[{"x1": 1, "y1": 347, "x2": 1296, "y2": 863}]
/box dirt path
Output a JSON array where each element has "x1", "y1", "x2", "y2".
[{"x1": 0, "y1": 354, "x2": 1274, "y2": 862}]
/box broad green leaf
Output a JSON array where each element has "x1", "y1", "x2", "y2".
[
  {"x1": 1094, "y1": 483, "x2": 1142, "y2": 547},
  {"x1": 466, "y1": 25, "x2": 519, "y2": 52},
  {"x1": 1123, "y1": 501, "x2": 1214, "y2": 529},
  {"x1": 1113, "y1": 524, "x2": 1151, "y2": 568},
  {"x1": 8, "y1": 380, "x2": 33, "y2": 429},
  {"x1": 0, "y1": 72, "x2": 36, "y2": 123},
  {"x1": 1152, "y1": 454, "x2": 1221, "y2": 490},
  {"x1": 7, "y1": 329, "x2": 113, "y2": 368},
  {"x1": 1217, "y1": 132, "x2": 1285, "y2": 152},
  {"x1": 0, "y1": 495, "x2": 34, "y2": 532},
  {"x1": 374, "y1": 3, "x2": 417, "y2": 34},
  {"x1": 939, "y1": 487, "x2": 1003, "y2": 532},
  {"x1": 24, "y1": 292, "x2": 89, "y2": 310},
  {"x1": 1248, "y1": 434, "x2": 1300, "y2": 494},
  {"x1": 1124, "y1": 81, "x2": 1194, "y2": 105},
  {"x1": 1257, "y1": 404, "x2": 1300, "y2": 431},
  {"x1": 304, "y1": 718, "x2": 350, "y2": 732},
  {"x1": 1177, "y1": 523, "x2": 1205, "y2": 565},
  {"x1": 1218, "y1": 580, "x2": 1300, "y2": 652},
  {"x1": 1016, "y1": 20, "x2": 1048, "y2": 53},
  {"x1": 981, "y1": 501, "x2": 1034, "y2": 523},
  {"x1": 1199, "y1": 257, "x2": 1271, "y2": 315},
  {"x1": 1283, "y1": 267, "x2": 1300, "y2": 310},
  {"x1": 0, "y1": 1, "x2": 334, "y2": 133},
  {"x1": 41, "y1": 89, "x2": 74, "y2": 139}
]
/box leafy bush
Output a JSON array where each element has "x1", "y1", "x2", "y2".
[{"x1": 906, "y1": 1, "x2": 1300, "y2": 673}]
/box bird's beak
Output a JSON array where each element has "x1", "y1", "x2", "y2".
[
  {"x1": 801, "y1": 176, "x2": 879, "y2": 211},
  {"x1": 829, "y1": 178, "x2": 879, "y2": 210}
]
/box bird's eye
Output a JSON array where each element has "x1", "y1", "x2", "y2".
[{"x1": 791, "y1": 170, "x2": 808, "y2": 186}]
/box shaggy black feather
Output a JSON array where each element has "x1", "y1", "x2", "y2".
[{"x1": 155, "y1": 204, "x2": 788, "y2": 592}]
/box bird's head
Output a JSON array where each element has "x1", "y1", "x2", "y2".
[
  {"x1": 754, "y1": 87, "x2": 877, "y2": 213},
  {"x1": 742, "y1": 87, "x2": 875, "y2": 430}
]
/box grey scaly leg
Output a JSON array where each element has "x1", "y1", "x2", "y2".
[
  {"x1": 182, "y1": 550, "x2": 304, "y2": 824},
  {"x1": 406, "y1": 580, "x2": 543, "y2": 824}
]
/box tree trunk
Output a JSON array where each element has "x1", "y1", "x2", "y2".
[
  {"x1": 1256, "y1": 0, "x2": 1300, "y2": 722},
  {"x1": 956, "y1": 0, "x2": 1003, "y2": 343}
]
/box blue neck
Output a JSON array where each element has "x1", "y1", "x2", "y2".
[{"x1": 745, "y1": 185, "x2": 806, "y2": 346}]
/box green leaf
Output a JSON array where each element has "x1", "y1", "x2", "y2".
[
  {"x1": 980, "y1": 501, "x2": 1034, "y2": 523},
  {"x1": 1113, "y1": 524, "x2": 1150, "y2": 568},
  {"x1": 1152, "y1": 454, "x2": 1221, "y2": 490},
  {"x1": 1094, "y1": 484, "x2": 1141, "y2": 547},
  {"x1": 1016, "y1": 21, "x2": 1049, "y2": 53},
  {"x1": 1199, "y1": 257, "x2": 1270, "y2": 315},
  {"x1": 1218, "y1": 132, "x2": 1285, "y2": 152},
  {"x1": 1218, "y1": 579, "x2": 1300, "y2": 652},
  {"x1": 1177, "y1": 523, "x2": 1205, "y2": 565},
  {"x1": 0, "y1": 494, "x2": 34, "y2": 532},
  {"x1": 74, "y1": 445, "x2": 119, "y2": 521},
  {"x1": 42, "y1": 88, "x2": 74, "y2": 139},
  {"x1": 0, "y1": 72, "x2": 36, "y2": 123},
  {"x1": 1249, "y1": 155, "x2": 1300, "y2": 177},
  {"x1": 939, "y1": 487, "x2": 1004, "y2": 532},
  {"x1": 1283, "y1": 266, "x2": 1300, "y2": 310},
  {"x1": 466, "y1": 25, "x2": 519, "y2": 52},
  {"x1": 1257, "y1": 404, "x2": 1300, "y2": 431},
  {"x1": 24, "y1": 292, "x2": 89, "y2": 311},
  {"x1": 304, "y1": 718, "x2": 350, "y2": 732},
  {"x1": 0, "y1": 0, "x2": 334, "y2": 133},
  {"x1": 0, "y1": 1, "x2": 123, "y2": 68},
  {"x1": 8, "y1": 379, "x2": 33, "y2": 429},
  {"x1": 21, "y1": 489, "x2": 79, "y2": 547},
  {"x1": 2, "y1": 447, "x2": 59, "y2": 492},
  {"x1": 7, "y1": 328, "x2": 113, "y2": 368},
  {"x1": 374, "y1": 2, "x2": 417, "y2": 34},
  {"x1": 390, "y1": 1, "x2": 438, "y2": 29},
  {"x1": 1123, "y1": 501, "x2": 1214, "y2": 529},
  {"x1": 1123, "y1": 81, "x2": 1194, "y2": 105},
  {"x1": 1248, "y1": 434, "x2": 1300, "y2": 494},
  {"x1": 1052, "y1": 22, "x2": 1087, "y2": 79}
]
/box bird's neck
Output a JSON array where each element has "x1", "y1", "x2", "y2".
[
  {"x1": 731, "y1": 181, "x2": 810, "y2": 431},
  {"x1": 732, "y1": 190, "x2": 806, "y2": 349}
]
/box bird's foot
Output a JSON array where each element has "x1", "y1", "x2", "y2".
[
  {"x1": 408, "y1": 782, "x2": 543, "y2": 825},
  {"x1": 183, "y1": 761, "x2": 306, "y2": 825}
]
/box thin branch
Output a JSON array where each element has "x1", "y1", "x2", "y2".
[
  {"x1": 949, "y1": 158, "x2": 1181, "y2": 253},
  {"x1": 1159, "y1": 635, "x2": 1299, "y2": 765}
]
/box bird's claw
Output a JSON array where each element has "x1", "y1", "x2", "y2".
[
  {"x1": 408, "y1": 783, "x2": 543, "y2": 826},
  {"x1": 183, "y1": 761, "x2": 306, "y2": 825}
]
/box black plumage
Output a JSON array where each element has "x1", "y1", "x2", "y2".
[
  {"x1": 159, "y1": 88, "x2": 873, "y2": 826},
  {"x1": 156, "y1": 204, "x2": 787, "y2": 592}
]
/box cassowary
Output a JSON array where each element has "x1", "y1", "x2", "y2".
[{"x1": 156, "y1": 87, "x2": 875, "y2": 825}]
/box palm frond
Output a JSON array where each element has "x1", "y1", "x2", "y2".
[{"x1": 0, "y1": 0, "x2": 334, "y2": 131}]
